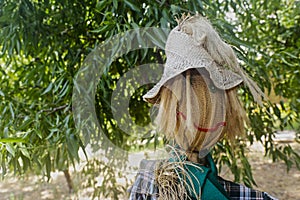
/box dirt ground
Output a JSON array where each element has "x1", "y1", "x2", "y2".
[
  {"x1": 219, "y1": 142, "x2": 300, "y2": 200},
  {"x1": 0, "y1": 142, "x2": 299, "y2": 200},
  {"x1": 248, "y1": 153, "x2": 300, "y2": 199}
]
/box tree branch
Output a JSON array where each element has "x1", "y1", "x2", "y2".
[{"x1": 39, "y1": 104, "x2": 69, "y2": 114}]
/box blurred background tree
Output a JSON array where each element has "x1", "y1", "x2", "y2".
[{"x1": 0, "y1": 0, "x2": 299, "y2": 199}]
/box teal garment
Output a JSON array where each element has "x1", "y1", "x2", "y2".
[{"x1": 169, "y1": 153, "x2": 231, "y2": 200}]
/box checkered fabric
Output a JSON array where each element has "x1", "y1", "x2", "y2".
[
  {"x1": 128, "y1": 160, "x2": 159, "y2": 200},
  {"x1": 219, "y1": 177, "x2": 276, "y2": 200},
  {"x1": 128, "y1": 160, "x2": 278, "y2": 200}
]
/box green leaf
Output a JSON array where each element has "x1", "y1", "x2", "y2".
[
  {"x1": 113, "y1": 0, "x2": 118, "y2": 9},
  {"x1": 90, "y1": 24, "x2": 114, "y2": 33},
  {"x1": 66, "y1": 132, "x2": 80, "y2": 162},
  {"x1": 0, "y1": 138, "x2": 25, "y2": 143},
  {"x1": 5, "y1": 144, "x2": 15, "y2": 157},
  {"x1": 282, "y1": 51, "x2": 298, "y2": 59},
  {"x1": 96, "y1": 0, "x2": 109, "y2": 12},
  {"x1": 53, "y1": 77, "x2": 64, "y2": 93},
  {"x1": 58, "y1": 81, "x2": 69, "y2": 98},
  {"x1": 274, "y1": 105, "x2": 281, "y2": 118},
  {"x1": 41, "y1": 82, "x2": 53, "y2": 95},
  {"x1": 18, "y1": 119, "x2": 33, "y2": 130},
  {"x1": 281, "y1": 57, "x2": 297, "y2": 67},
  {"x1": 124, "y1": 0, "x2": 140, "y2": 12},
  {"x1": 16, "y1": 39, "x2": 20, "y2": 54},
  {"x1": 145, "y1": 29, "x2": 167, "y2": 49},
  {"x1": 20, "y1": 148, "x2": 30, "y2": 159},
  {"x1": 8, "y1": 103, "x2": 15, "y2": 119},
  {"x1": 3, "y1": 127, "x2": 9, "y2": 137}
]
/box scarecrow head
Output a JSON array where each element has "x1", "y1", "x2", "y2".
[{"x1": 143, "y1": 14, "x2": 264, "y2": 161}]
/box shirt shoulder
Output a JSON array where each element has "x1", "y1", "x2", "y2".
[
  {"x1": 128, "y1": 159, "x2": 160, "y2": 200},
  {"x1": 218, "y1": 177, "x2": 278, "y2": 200}
]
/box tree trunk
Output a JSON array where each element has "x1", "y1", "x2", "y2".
[{"x1": 63, "y1": 169, "x2": 74, "y2": 193}]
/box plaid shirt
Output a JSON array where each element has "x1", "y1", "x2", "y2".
[{"x1": 128, "y1": 159, "x2": 278, "y2": 200}]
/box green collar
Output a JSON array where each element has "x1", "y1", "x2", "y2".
[{"x1": 169, "y1": 153, "x2": 231, "y2": 200}]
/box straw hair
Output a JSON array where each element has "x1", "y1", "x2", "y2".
[
  {"x1": 155, "y1": 69, "x2": 247, "y2": 162},
  {"x1": 155, "y1": 161, "x2": 189, "y2": 200},
  {"x1": 155, "y1": 145, "x2": 201, "y2": 200},
  {"x1": 223, "y1": 87, "x2": 249, "y2": 141}
]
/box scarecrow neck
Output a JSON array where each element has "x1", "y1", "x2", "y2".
[
  {"x1": 166, "y1": 151, "x2": 230, "y2": 200},
  {"x1": 186, "y1": 150, "x2": 208, "y2": 164}
]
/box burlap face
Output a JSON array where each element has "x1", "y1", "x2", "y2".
[
  {"x1": 163, "y1": 68, "x2": 226, "y2": 158},
  {"x1": 175, "y1": 69, "x2": 226, "y2": 157}
]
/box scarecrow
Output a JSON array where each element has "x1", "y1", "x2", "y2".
[{"x1": 128, "y1": 14, "x2": 277, "y2": 200}]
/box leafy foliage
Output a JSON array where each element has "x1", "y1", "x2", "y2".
[
  {"x1": 229, "y1": 0, "x2": 300, "y2": 171},
  {"x1": 0, "y1": 0, "x2": 299, "y2": 198}
]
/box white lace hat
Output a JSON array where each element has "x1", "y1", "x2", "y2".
[{"x1": 143, "y1": 15, "x2": 264, "y2": 104}]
